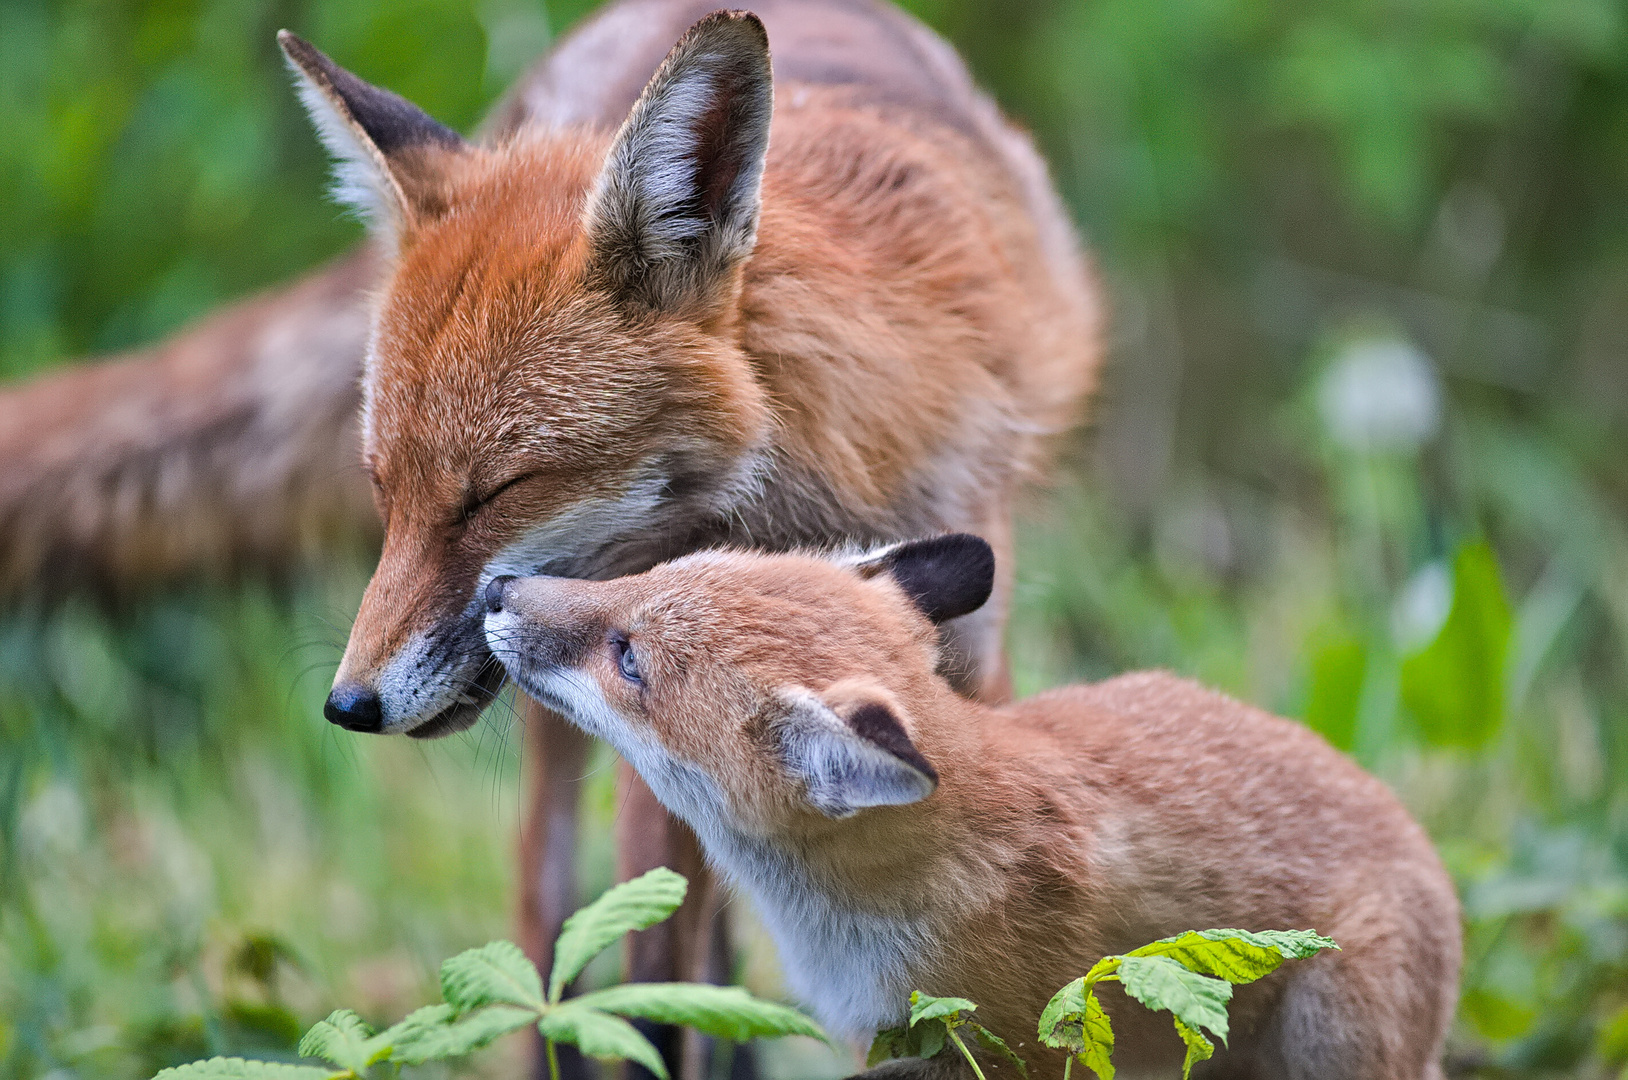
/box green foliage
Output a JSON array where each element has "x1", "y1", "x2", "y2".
[
  {"x1": 574, "y1": 984, "x2": 824, "y2": 1044},
  {"x1": 381, "y1": 1004, "x2": 533, "y2": 1065},
  {"x1": 870, "y1": 993, "x2": 1026, "y2": 1080},
  {"x1": 1400, "y1": 541, "x2": 1513, "y2": 749},
  {"x1": 1037, "y1": 929, "x2": 1339, "y2": 1080},
  {"x1": 144, "y1": 871, "x2": 824, "y2": 1080},
  {"x1": 548, "y1": 865, "x2": 686, "y2": 1001},
  {"x1": 295, "y1": 1012, "x2": 392, "y2": 1075},
  {"x1": 536, "y1": 1008, "x2": 667, "y2": 1077},
  {"x1": 154, "y1": 1062, "x2": 341, "y2": 1080},
  {"x1": 440, "y1": 940, "x2": 545, "y2": 1011}
]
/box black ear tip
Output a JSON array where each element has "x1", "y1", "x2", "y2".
[
  {"x1": 276, "y1": 29, "x2": 314, "y2": 64},
  {"x1": 692, "y1": 9, "x2": 770, "y2": 52},
  {"x1": 879, "y1": 533, "x2": 995, "y2": 624}
]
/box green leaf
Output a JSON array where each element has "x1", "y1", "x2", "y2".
[
  {"x1": 1037, "y1": 978, "x2": 1112, "y2": 1080},
  {"x1": 549, "y1": 868, "x2": 688, "y2": 1002},
  {"x1": 1172, "y1": 1017, "x2": 1213, "y2": 1080},
  {"x1": 867, "y1": 1027, "x2": 908, "y2": 1068},
  {"x1": 1124, "y1": 929, "x2": 1339, "y2": 985},
  {"x1": 1037, "y1": 978, "x2": 1088, "y2": 1050},
  {"x1": 1400, "y1": 541, "x2": 1512, "y2": 750},
  {"x1": 297, "y1": 1010, "x2": 391, "y2": 1074},
  {"x1": 383, "y1": 1003, "x2": 537, "y2": 1065},
  {"x1": 867, "y1": 1020, "x2": 945, "y2": 1066},
  {"x1": 1076, "y1": 994, "x2": 1115, "y2": 1080},
  {"x1": 538, "y1": 1005, "x2": 669, "y2": 1080},
  {"x1": 969, "y1": 1022, "x2": 1029, "y2": 1078},
  {"x1": 917, "y1": 1021, "x2": 947, "y2": 1061},
  {"x1": 153, "y1": 1061, "x2": 343, "y2": 1080},
  {"x1": 574, "y1": 983, "x2": 825, "y2": 1042},
  {"x1": 1116, "y1": 956, "x2": 1233, "y2": 1045},
  {"x1": 909, "y1": 992, "x2": 978, "y2": 1028},
  {"x1": 441, "y1": 940, "x2": 545, "y2": 1014}
]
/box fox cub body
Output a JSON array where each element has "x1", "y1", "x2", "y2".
[{"x1": 484, "y1": 537, "x2": 1461, "y2": 1080}]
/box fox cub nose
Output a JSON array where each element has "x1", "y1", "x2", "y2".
[
  {"x1": 325, "y1": 683, "x2": 383, "y2": 733},
  {"x1": 484, "y1": 575, "x2": 517, "y2": 614}
]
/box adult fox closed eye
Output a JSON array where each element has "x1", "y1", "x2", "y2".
[
  {"x1": 482, "y1": 536, "x2": 1462, "y2": 1080},
  {"x1": 0, "y1": 0, "x2": 1099, "y2": 1069}
]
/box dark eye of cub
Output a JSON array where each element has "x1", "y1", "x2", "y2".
[{"x1": 613, "y1": 634, "x2": 642, "y2": 684}]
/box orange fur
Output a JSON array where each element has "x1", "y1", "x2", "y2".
[{"x1": 485, "y1": 544, "x2": 1462, "y2": 1080}]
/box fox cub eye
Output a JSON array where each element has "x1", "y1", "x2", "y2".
[{"x1": 612, "y1": 634, "x2": 642, "y2": 684}]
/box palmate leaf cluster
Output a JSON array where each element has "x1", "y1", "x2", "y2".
[
  {"x1": 1037, "y1": 929, "x2": 1340, "y2": 1079},
  {"x1": 865, "y1": 928, "x2": 1337, "y2": 1080},
  {"x1": 151, "y1": 869, "x2": 824, "y2": 1080}
]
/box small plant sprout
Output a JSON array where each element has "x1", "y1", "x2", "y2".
[
  {"x1": 869, "y1": 993, "x2": 1028, "y2": 1080},
  {"x1": 1037, "y1": 928, "x2": 1340, "y2": 1079},
  {"x1": 152, "y1": 869, "x2": 826, "y2": 1080}
]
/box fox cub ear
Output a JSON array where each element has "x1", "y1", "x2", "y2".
[
  {"x1": 849, "y1": 534, "x2": 996, "y2": 624},
  {"x1": 278, "y1": 30, "x2": 465, "y2": 248},
  {"x1": 774, "y1": 683, "x2": 938, "y2": 818},
  {"x1": 584, "y1": 11, "x2": 773, "y2": 313}
]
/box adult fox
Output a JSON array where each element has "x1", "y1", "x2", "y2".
[{"x1": 0, "y1": 0, "x2": 1099, "y2": 1066}]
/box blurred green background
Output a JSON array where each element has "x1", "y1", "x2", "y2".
[{"x1": 3, "y1": 0, "x2": 1627, "y2": 1076}]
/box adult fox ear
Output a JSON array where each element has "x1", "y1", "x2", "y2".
[
  {"x1": 774, "y1": 682, "x2": 937, "y2": 818},
  {"x1": 848, "y1": 534, "x2": 996, "y2": 624},
  {"x1": 278, "y1": 31, "x2": 466, "y2": 250},
  {"x1": 583, "y1": 11, "x2": 773, "y2": 314}
]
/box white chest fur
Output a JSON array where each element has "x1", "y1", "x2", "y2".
[{"x1": 693, "y1": 820, "x2": 931, "y2": 1041}]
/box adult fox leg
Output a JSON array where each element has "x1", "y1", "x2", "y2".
[
  {"x1": 616, "y1": 765, "x2": 736, "y2": 1080},
  {"x1": 519, "y1": 697, "x2": 594, "y2": 1080}
]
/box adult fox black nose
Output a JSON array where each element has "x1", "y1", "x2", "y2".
[
  {"x1": 325, "y1": 682, "x2": 383, "y2": 733},
  {"x1": 484, "y1": 575, "x2": 516, "y2": 613}
]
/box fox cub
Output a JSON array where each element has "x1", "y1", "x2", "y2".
[{"x1": 481, "y1": 536, "x2": 1461, "y2": 1080}]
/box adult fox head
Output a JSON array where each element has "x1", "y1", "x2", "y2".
[
  {"x1": 481, "y1": 535, "x2": 995, "y2": 828},
  {"x1": 281, "y1": 13, "x2": 776, "y2": 735}
]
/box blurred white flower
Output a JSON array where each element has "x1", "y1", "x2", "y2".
[
  {"x1": 1318, "y1": 338, "x2": 1442, "y2": 453},
  {"x1": 1393, "y1": 561, "x2": 1452, "y2": 650}
]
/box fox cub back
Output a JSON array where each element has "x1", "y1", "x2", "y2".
[{"x1": 483, "y1": 537, "x2": 1460, "y2": 1080}]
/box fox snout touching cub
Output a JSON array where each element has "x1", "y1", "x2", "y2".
[{"x1": 484, "y1": 536, "x2": 1461, "y2": 1080}]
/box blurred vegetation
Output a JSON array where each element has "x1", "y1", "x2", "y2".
[{"x1": 2, "y1": 0, "x2": 1626, "y2": 1076}]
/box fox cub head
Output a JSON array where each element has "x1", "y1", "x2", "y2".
[
  {"x1": 482, "y1": 534, "x2": 994, "y2": 829},
  {"x1": 280, "y1": 14, "x2": 776, "y2": 736}
]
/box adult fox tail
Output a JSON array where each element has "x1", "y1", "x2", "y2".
[{"x1": 0, "y1": 250, "x2": 382, "y2": 604}]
